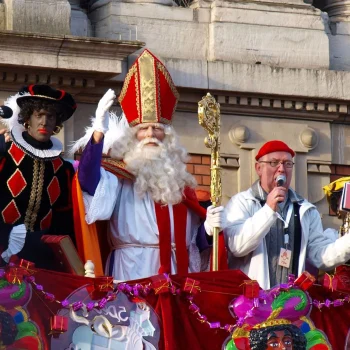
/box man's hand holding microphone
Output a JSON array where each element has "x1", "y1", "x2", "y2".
[{"x1": 266, "y1": 174, "x2": 287, "y2": 212}]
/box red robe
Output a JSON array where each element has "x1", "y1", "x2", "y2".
[{"x1": 72, "y1": 159, "x2": 227, "y2": 277}]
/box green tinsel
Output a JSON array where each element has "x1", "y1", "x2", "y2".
[
  {"x1": 271, "y1": 289, "x2": 308, "y2": 312},
  {"x1": 10, "y1": 282, "x2": 26, "y2": 300},
  {"x1": 305, "y1": 329, "x2": 329, "y2": 350},
  {"x1": 224, "y1": 339, "x2": 238, "y2": 350},
  {"x1": 0, "y1": 279, "x2": 9, "y2": 289},
  {"x1": 15, "y1": 321, "x2": 38, "y2": 340}
]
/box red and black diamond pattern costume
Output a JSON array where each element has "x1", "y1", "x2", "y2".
[
  {"x1": 0, "y1": 141, "x2": 74, "y2": 232},
  {"x1": 0, "y1": 136, "x2": 75, "y2": 268}
]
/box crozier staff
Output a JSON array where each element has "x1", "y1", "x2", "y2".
[{"x1": 72, "y1": 49, "x2": 225, "y2": 279}]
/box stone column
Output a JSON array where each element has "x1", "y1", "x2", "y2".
[
  {"x1": 68, "y1": 0, "x2": 92, "y2": 36},
  {"x1": 314, "y1": 0, "x2": 350, "y2": 22},
  {"x1": 313, "y1": 0, "x2": 350, "y2": 70},
  {"x1": 4, "y1": 0, "x2": 71, "y2": 34}
]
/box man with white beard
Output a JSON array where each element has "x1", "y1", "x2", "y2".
[{"x1": 74, "y1": 49, "x2": 225, "y2": 280}]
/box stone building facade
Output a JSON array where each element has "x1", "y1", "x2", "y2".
[{"x1": 0, "y1": 0, "x2": 350, "y2": 230}]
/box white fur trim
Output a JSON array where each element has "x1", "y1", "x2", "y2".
[
  {"x1": 69, "y1": 112, "x2": 129, "y2": 156},
  {"x1": 2, "y1": 92, "x2": 31, "y2": 130}
]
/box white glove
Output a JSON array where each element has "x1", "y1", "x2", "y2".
[
  {"x1": 93, "y1": 89, "x2": 116, "y2": 134},
  {"x1": 1, "y1": 224, "x2": 27, "y2": 263},
  {"x1": 204, "y1": 205, "x2": 227, "y2": 236}
]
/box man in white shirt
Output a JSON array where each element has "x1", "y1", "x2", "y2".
[{"x1": 207, "y1": 140, "x2": 350, "y2": 289}]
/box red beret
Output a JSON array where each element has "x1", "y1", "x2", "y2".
[{"x1": 255, "y1": 140, "x2": 295, "y2": 161}]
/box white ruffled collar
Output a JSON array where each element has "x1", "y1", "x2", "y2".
[{"x1": 11, "y1": 124, "x2": 63, "y2": 160}]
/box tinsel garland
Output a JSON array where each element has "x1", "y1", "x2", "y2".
[{"x1": 1, "y1": 265, "x2": 350, "y2": 336}]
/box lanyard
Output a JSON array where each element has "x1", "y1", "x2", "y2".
[{"x1": 276, "y1": 202, "x2": 293, "y2": 249}]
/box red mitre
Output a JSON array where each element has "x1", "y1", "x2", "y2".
[
  {"x1": 255, "y1": 140, "x2": 295, "y2": 161},
  {"x1": 118, "y1": 49, "x2": 179, "y2": 126}
]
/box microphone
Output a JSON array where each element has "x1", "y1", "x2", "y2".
[
  {"x1": 276, "y1": 174, "x2": 286, "y2": 187},
  {"x1": 0, "y1": 106, "x2": 13, "y2": 119}
]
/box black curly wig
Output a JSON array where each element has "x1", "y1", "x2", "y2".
[
  {"x1": 18, "y1": 99, "x2": 68, "y2": 127},
  {"x1": 329, "y1": 191, "x2": 342, "y2": 214},
  {"x1": 0, "y1": 310, "x2": 18, "y2": 345},
  {"x1": 249, "y1": 324, "x2": 306, "y2": 350}
]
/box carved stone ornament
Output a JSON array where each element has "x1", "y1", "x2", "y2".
[
  {"x1": 299, "y1": 127, "x2": 319, "y2": 150},
  {"x1": 228, "y1": 125, "x2": 250, "y2": 144}
]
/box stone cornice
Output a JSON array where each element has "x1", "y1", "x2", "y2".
[
  {"x1": 175, "y1": 88, "x2": 350, "y2": 123},
  {"x1": 0, "y1": 68, "x2": 348, "y2": 124},
  {"x1": 72, "y1": 80, "x2": 350, "y2": 123},
  {"x1": 0, "y1": 30, "x2": 144, "y2": 78}
]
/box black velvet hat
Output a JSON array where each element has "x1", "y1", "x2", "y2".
[{"x1": 16, "y1": 85, "x2": 77, "y2": 121}]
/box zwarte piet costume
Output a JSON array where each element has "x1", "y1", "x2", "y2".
[{"x1": 0, "y1": 85, "x2": 77, "y2": 268}]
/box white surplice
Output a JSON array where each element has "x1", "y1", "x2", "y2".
[{"x1": 83, "y1": 168, "x2": 202, "y2": 281}]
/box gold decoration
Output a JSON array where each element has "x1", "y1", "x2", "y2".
[
  {"x1": 340, "y1": 212, "x2": 350, "y2": 236},
  {"x1": 232, "y1": 324, "x2": 250, "y2": 338},
  {"x1": 25, "y1": 160, "x2": 45, "y2": 231},
  {"x1": 139, "y1": 51, "x2": 157, "y2": 123},
  {"x1": 118, "y1": 65, "x2": 138, "y2": 105},
  {"x1": 265, "y1": 307, "x2": 283, "y2": 322},
  {"x1": 198, "y1": 93, "x2": 222, "y2": 271},
  {"x1": 102, "y1": 159, "x2": 135, "y2": 181},
  {"x1": 252, "y1": 318, "x2": 291, "y2": 329},
  {"x1": 52, "y1": 125, "x2": 62, "y2": 135},
  {"x1": 157, "y1": 61, "x2": 180, "y2": 120}
]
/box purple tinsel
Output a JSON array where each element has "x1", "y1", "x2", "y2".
[
  {"x1": 189, "y1": 303, "x2": 200, "y2": 313},
  {"x1": 117, "y1": 283, "x2": 127, "y2": 292},
  {"x1": 224, "y1": 324, "x2": 235, "y2": 332},
  {"x1": 98, "y1": 298, "x2": 108, "y2": 309},
  {"x1": 73, "y1": 301, "x2": 83, "y2": 311},
  {"x1": 61, "y1": 300, "x2": 70, "y2": 308},
  {"x1": 313, "y1": 300, "x2": 322, "y2": 309},
  {"x1": 86, "y1": 302, "x2": 95, "y2": 312},
  {"x1": 44, "y1": 293, "x2": 55, "y2": 302},
  {"x1": 237, "y1": 317, "x2": 245, "y2": 327},
  {"x1": 26, "y1": 275, "x2": 35, "y2": 283},
  {"x1": 246, "y1": 309, "x2": 254, "y2": 318},
  {"x1": 324, "y1": 299, "x2": 332, "y2": 308},
  {"x1": 198, "y1": 314, "x2": 208, "y2": 323},
  {"x1": 209, "y1": 322, "x2": 221, "y2": 329},
  {"x1": 333, "y1": 299, "x2": 344, "y2": 307},
  {"x1": 143, "y1": 285, "x2": 151, "y2": 296},
  {"x1": 288, "y1": 274, "x2": 295, "y2": 284},
  {"x1": 36, "y1": 284, "x2": 43, "y2": 291}
]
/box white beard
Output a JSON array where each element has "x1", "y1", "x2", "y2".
[{"x1": 123, "y1": 137, "x2": 196, "y2": 205}]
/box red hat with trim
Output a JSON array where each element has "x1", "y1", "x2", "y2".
[
  {"x1": 16, "y1": 84, "x2": 77, "y2": 121},
  {"x1": 255, "y1": 140, "x2": 295, "y2": 161},
  {"x1": 118, "y1": 49, "x2": 179, "y2": 127}
]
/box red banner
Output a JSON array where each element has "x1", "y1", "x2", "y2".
[{"x1": 1, "y1": 268, "x2": 349, "y2": 349}]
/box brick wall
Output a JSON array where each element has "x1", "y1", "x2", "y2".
[
  {"x1": 328, "y1": 164, "x2": 350, "y2": 215},
  {"x1": 76, "y1": 151, "x2": 212, "y2": 193},
  {"x1": 187, "y1": 154, "x2": 211, "y2": 192}
]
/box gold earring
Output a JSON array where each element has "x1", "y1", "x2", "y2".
[
  {"x1": 52, "y1": 126, "x2": 61, "y2": 135},
  {"x1": 23, "y1": 122, "x2": 29, "y2": 130}
]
